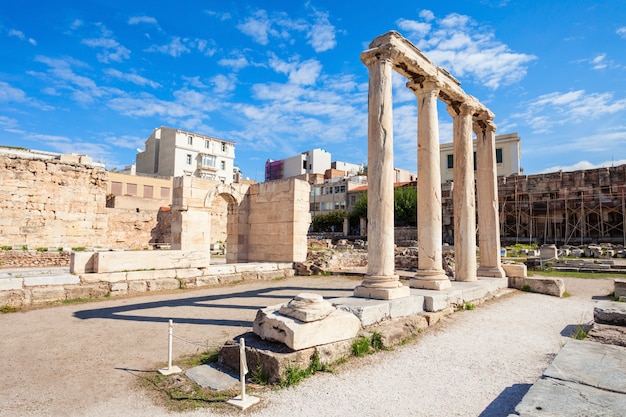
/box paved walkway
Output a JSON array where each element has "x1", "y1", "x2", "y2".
[{"x1": 0, "y1": 272, "x2": 622, "y2": 417}]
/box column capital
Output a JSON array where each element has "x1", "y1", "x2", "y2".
[
  {"x1": 406, "y1": 77, "x2": 442, "y2": 96},
  {"x1": 459, "y1": 101, "x2": 478, "y2": 116},
  {"x1": 473, "y1": 118, "x2": 497, "y2": 135},
  {"x1": 360, "y1": 44, "x2": 400, "y2": 67}
]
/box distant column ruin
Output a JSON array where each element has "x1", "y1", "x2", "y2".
[{"x1": 358, "y1": 31, "x2": 504, "y2": 297}]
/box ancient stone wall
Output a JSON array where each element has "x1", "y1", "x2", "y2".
[
  {"x1": 0, "y1": 155, "x2": 109, "y2": 248},
  {"x1": 0, "y1": 250, "x2": 71, "y2": 268}
]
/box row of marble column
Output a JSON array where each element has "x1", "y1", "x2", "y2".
[{"x1": 354, "y1": 53, "x2": 505, "y2": 301}]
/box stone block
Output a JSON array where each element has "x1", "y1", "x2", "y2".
[
  {"x1": 389, "y1": 295, "x2": 424, "y2": 318},
  {"x1": 70, "y1": 252, "x2": 95, "y2": 274},
  {"x1": 594, "y1": 300, "x2": 626, "y2": 326},
  {"x1": 0, "y1": 290, "x2": 26, "y2": 308},
  {"x1": 258, "y1": 270, "x2": 287, "y2": 281},
  {"x1": 331, "y1": 297, "x2": 390, "y2": 326},
  {"x1": 31, "y1": 287, "x2": 66, "y2": 304},
  {"x1": 147, "y1": 279, "x2": 181, "y2": 292},
  {"x1": 614, "y1": 279, "x2": 626, "y2": 298},
  {"x1": 126, "y1": 269, "x2": 176, "y2": 281},
  {"x1": 79, "y1": 272, "x2": 127, "y2": 283},
  {"x1": 23, "y1": 274, "x2": 80, "y2": 287},
  {"x1": 502, "y1": 263, "x2": 527, "y2": 278},
  {"x1": 0, "y1": 277, "x2": 23, "y2": 291},
  {"x1": 367, "y1": 315, "x2": 429, "y2": 347},
  {"x1": 512, "y1": 277, "x2": 565, "y2": 297},
  {"x1": 204, "y1": 265, "x2": 237, "y2": 275},
  {"x1": 217, "y1": 273, "x2": 243, "y2": 284},
  {"x1": 253, "y1": 304, "x2": 360, "y2": 351},
  {"x1": 94, "y1": 250, "x2": 210, "y2": 273},
  {"x1": 196, "y1": 276, "x2": 220, "y2": 286},
  {"x1": 353, "y1": 284, "x2": 411, "y2": 300},
  {"x1": 109, "y1": 282, "x2": 128, "y2": 292},
  {"x1": 174, "y1": 268, "x2": 204, "y2": 279},
  {"x1": 128, "y1": 281, "x2": 148, "y2": 292},
  {"x1": 64, "y1": 284, "x2": 109, "y2": 300}
]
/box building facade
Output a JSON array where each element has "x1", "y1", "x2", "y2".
[
  {"x1": 265, "y1": 148, "x2": 332, "y2": 181},
  {"x1": 136, "y1": 126, "x2": 235, "y2": 184},
  {"x1": 439, "y1": 132, "x2": 521, "y2": 182}
]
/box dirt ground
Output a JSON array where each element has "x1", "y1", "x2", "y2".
[{"x1": 0, "y1": 274, "x2": 616, "y2": 417}]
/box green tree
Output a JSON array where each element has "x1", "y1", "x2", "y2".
[
  {"x1": 349, "y1": 186, "x2": 417, "y2": 227},
  {"x1": 312, "y1": 210, "x2": 348, "y2": 232}
]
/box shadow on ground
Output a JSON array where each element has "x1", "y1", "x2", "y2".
[
  {"x1": 73, "y1": 285, "x2": 353, "y2": 327},
  {"x1": 478, "y1": 383, "x2": 532, "y2": 417}
]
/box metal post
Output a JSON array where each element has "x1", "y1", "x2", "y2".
[
  {"x1": 158, "y1": 319, "x2": 182, "y2": 375},
  {"x1": 239, "y1": 337, "x2": 246, "y2": 401}
]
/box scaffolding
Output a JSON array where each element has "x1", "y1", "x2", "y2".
[{"x1": 497, "y1": 167, "x2": 626, "y2": 246}]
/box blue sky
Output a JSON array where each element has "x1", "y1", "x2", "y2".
[{"x1": 1, "y1": 0, "x2": 625, "y2": 181}]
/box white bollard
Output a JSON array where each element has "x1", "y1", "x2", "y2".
[
  {"x1": 226, "y1": 337, "x2": 260, "y2": 410},
  {"x1": 158, "y1": 319, "x2": 182, "y2": 375}
]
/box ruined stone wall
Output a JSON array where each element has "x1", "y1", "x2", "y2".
[
  {"x1": 247, "y1": 179, "x2": 311, "y2": 263},
  {"x1": 0, "y1": 155, "x2": 109, "y2": 248},
  {"x1": 105, "y1": 208, "x2": 162, "y2": 249},
  {"x1": 0, "y1": 250, "x2": 71, "y2": 268}
]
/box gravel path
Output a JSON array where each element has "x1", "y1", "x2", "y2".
[{"x1": 0, "y1": 276, "x2": 614, "y2": 417}]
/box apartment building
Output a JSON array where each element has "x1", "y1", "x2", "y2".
[
  {"x1": 439, "y1": 132, "x2": 521, "y2": 182},
  {"x1": 136, "y1": 126, "x2": 236, "y2": 184}
]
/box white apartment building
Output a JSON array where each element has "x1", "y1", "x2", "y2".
[
  {"x1": 136, "y1": 126, "x2": 235, "y2": 184},
  {"x1": 439, "y1": 132, "x2": 521, "y2": 182}
]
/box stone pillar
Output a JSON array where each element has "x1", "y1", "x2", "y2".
[
  {"x1": 359, "y1": 217, "x2": 367, "y2": 236},
  {"x1": 407, "y1": 79, "x2": 451, "y2": 290},
  {"x1": 355, "y1": 51, "x2": 409, "y2": 300},
  {"x1": 343, "y1": 217, "x2": 349, "y2": 236},
  {"x1": 449, "y1": 102, "x2": 477, "y2": 282},
  {"x1": 475, "y1": 119, "x2": 505, "y2": 277}
]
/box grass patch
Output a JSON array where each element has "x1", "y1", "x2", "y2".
[
  {"x1": 0, "y1": 305, "x2": 19, "y2": 314},
  {"x1": 279, "y1": 353, "x2": 331, "y2": 388},
  {"x1": 351, "y1": 332, "x2": 387, "y2": 357},
  {"x1": 63, "y1": 297, "x2": 99, "y2": 304},
  {"x1": 464, "y1": 302, "x2": 476, "y2": 310},
  {"x1": 534, "y1": 270, "x2": 624, "y2": 279},
  {"x1": 521, "y1": 285, "x2": 532, "y2": 292},
  {"x1": 71, "y1": 247, "x2": 86, "y2": 252},
  {"x1": 570, "y1": 324, "x2": 590, "y2": 340},
  {"x1": 36, "y1": 247, "x2": 48, "y2": 252},
  {"x1": 562, "y1": 291, "x2": 571, "y2": 298},
  {"x1": 0, "y1": 245, "x2": 12, "y2": 251}
]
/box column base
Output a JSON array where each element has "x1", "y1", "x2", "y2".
[
  {"x1": 354, "y1": 284, "x2": 410, "y2": 300},
  {"x1": 409, "y1": 278, "x2": 452, "y2": 290},
  {"x1": 477, "y1": 266, "x2": 506, "y2": 278}
]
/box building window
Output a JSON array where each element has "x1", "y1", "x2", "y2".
[
  {"x1": 205, "y1": 140, "x2": 210, "y2": 149},
  {"x1": 127, "y1": 183, "x2": 137, "y2": 196},
  {"x1": 201, "y1": 155, "x2": 216, "y2": 167},
  {"x1": 496, "y1": 148, "x2": 503, "y2": 164},
  {"x1": 186, "y1": 154, "x2": 192, "y2": 165},
  {"x1": 188, "y1": 136, "x2": 193, "y2": 145},
  {"x1": 160, "y1": 187, "x2": 170, "y2": 199},
  {"x1": 473, "y1": 151, "x2": 477, "y2": 171},
  {"x1": 111, "y1": 181, "x2": 122, "y2": 195},
  {"x1": 220, "y1": 160, "x2": 226, "y2": 170},
  {"x1": 303, "y1": 160, "x2": 307, "y2": 170},
  {"x1": 143, "y1": 185, "x2": 153, "y2": 199},
  {"x1": 221, "y1": 142, "x2": 226, "y2": 152},
  {"x1": 447, "y1": 154, "x2": 453, "y2": 169}
]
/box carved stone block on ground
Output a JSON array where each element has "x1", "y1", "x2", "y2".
[
  {"x1": 594, "y1": 300, "x2": 626, "y2": 326},
  {"x1": 253, "y1": 301, "x2": 360, "y2": 351}
]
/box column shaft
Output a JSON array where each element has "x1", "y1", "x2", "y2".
[
  {"x1": 408, "y1": 79, "x2": 450, "y2": 290},
  {"x1": 355, "y1": 52, "x2": 409, "y2": 300},
  {"x1": 475, "y1": 120, "x2": 505, "y2": 277},
  {"x1": 451, "y1": 103, "x2": 477, "y2": 282}
]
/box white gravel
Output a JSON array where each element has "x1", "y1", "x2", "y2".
[{"x1": 0, "y1": 276, "x2": 613, "y2": 417}]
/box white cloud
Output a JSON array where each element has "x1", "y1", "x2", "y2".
[
  {"x1": 7, "y1": 28, "x2": 36, "y2": 45},
  {"x1": 205, "y1": 10, "x2": 232, "y2": 21},
  {"x1": 146, "y1": 37, "x2": 190, "y2": 57},
  {"x1": 0, "y1": 81, "x2": 53, "y2": 110},
  {"x1": 592, "y1": 53, "x2": 607, "y2": 70},
  {"x1": 128, "y1": 16, "x2": 158, "y2": 25},
  {"x1": 218, "y1": 53, "x2": 250, "y2": 70},
  {"x1": 210, "y1": 74, "x2": 237, "y2": 94},
  {"x1": 541, "y1": 159, "x2": 626, "y2": 174},
  {"x1": 617, "y1": 27, "x2": 626, "y2": 39},
  {"x1": 103, "y1": 68, "x2": 161, "y2": 88},
  {"x1": 70, "y1": 19, "x2": 83, "y2": 30},
  {"x1": 514, "y1": 90, "x2": 626, "y2": 133},
  {"x1": 81, "y1": 33, "x2": 130, "y2": 63},
  {"x1": 237, "y1": 10, "x2": 274, "y2": 45},
  {"x1": 306, "y1": 11, "x2": 336, "y2": 52},
  {"x1": 397, "y1": 10, "x2": 536, "y2": 89}
]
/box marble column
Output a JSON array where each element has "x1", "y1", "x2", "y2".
[
  {"x1": 449, "y1": 102, "x2": 477, "y2": 282},
  {"x1": 407, "y1": 79, "x2": 451, "y2": 290},
  {"x1": 355, "y1": 51, "x2": 409, "y2": 300},
  {"x1": 475, "y1": 119, "x2": 506, "y2": 277}
]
